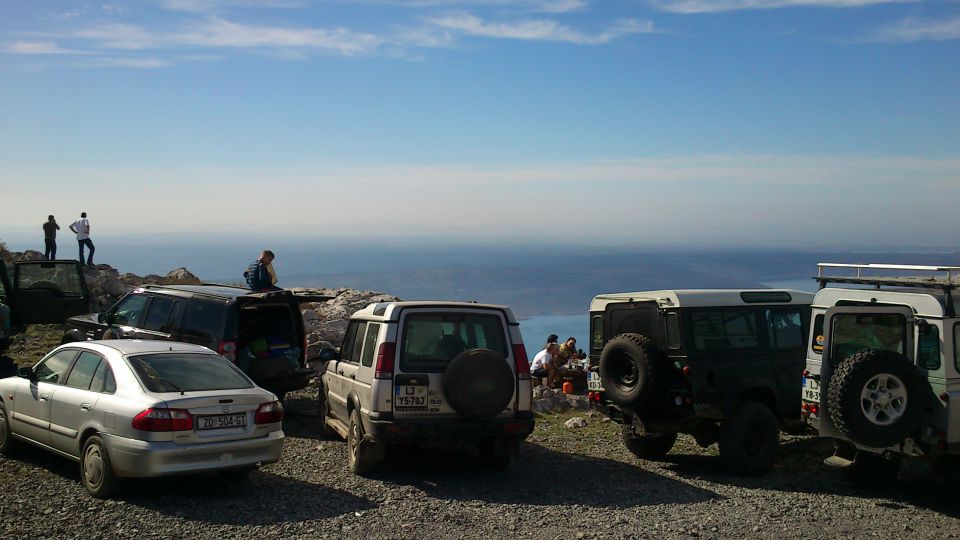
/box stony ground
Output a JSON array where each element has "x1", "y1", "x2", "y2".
[{"x1": 3, "y1": 386, "x2": 960, "y2": 540}]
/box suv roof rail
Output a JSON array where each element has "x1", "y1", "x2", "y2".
[{"x1": 816, "y1": 263, "x2": 960, "y2": 316}]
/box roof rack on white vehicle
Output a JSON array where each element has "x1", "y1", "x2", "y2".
[{"x1": 816, "y1": 262, "x2": 960, "y2": 315}]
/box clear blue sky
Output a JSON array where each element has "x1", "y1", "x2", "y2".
[{"x1": 1, "y1": 0, "x2": 958, "y2": 248}]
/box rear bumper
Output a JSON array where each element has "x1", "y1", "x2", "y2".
[
  {"x1": 363, "y1": 411, "x2": 535, "y2": 443},
  {"x1": 102, "y1": 430, "x2": 285, "y2": 478}
]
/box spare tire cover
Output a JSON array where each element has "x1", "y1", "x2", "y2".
[{"x1": 443, "y1": 349, "x2": 515, "y2": 419}]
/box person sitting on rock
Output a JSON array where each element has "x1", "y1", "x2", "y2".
[
  {"x1": 244, "y1": 250, "x2": 282, "y2": 292},
  {"x1": 558, "y1": 336, "x2": 578, "y2": 368},
  {"x1": 530, "y1": 342, "x2": 559, "y2": 388}
]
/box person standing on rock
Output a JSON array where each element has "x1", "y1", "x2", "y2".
[
  {"x1": 244, "y1": 250, "x2": 281, "y2": 292},
  {"x1": 69, "y1": 211, "x2": 95, "y2": 266},
  {"x1": 42, "y1": 215, "x2": 60, "y2": 260}
]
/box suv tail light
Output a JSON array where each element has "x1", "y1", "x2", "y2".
[
  {"x1": 218, "y1": 340, "x2": 237, "y2": 363},
  {"x1": 375, "y1": 342, "x2": 396, "y2": 380},
  {"x1": 132, "y1": 408, "x2": 193, "y2": 432},
  {"x1": 255, "y1": 401, "x2": 284, "y2": 424},
  {"x1": 513, "y1": 344, "x2": 530, "y2": 380}
]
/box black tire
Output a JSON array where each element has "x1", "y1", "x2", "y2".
[
  {"x1": 598, "y1": 333, "x2": 664, "y2": 408},
  {"x1": 316, "y1": 383, "x2": 336, "y2": 438},
  {"x1": 442, "y1": 349, "x2": 515, "y2": 419},
  {"x1": 845, "y1": 452, "x2": 901, "y2": 488},
  {"x1": 478, "y1": 439, "x2": 511, "y2": 470},
  {"x1": 348, "y1": 409, "x2": 379, "y2": 475},
  {"x1": 81, "y1": 435, "x2": 121, "y2": 498},
  {"x1": 718, "y1": 401, "x2": 780, "y2": 476},
  {"x1": 620, "y1": 424, "x2": 678, "y2": 461},
  {"x1": 0, "y1": 402, "x2": 18, "y2": 456},
  {"x1": 827, "y1": 349, "x2": 925, "y2": 448}
]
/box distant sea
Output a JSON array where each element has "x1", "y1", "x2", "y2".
[{"x1": 519, "y1": 314, "x2": 586, "y2": 351}]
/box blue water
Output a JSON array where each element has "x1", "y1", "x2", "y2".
[{"x1": 518, "y1": 313, "x2": 587, "y2": 351}]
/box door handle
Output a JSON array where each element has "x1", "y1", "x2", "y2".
[
  {"x1": 39, "y1": 394, "x2": 50, "y2": 401},
  {"x1": 349, "y1": 373, "x2": 356, "y2": 379},
  {"x1": 80, "y1": 403, "x2": 92, "y2": 412}
]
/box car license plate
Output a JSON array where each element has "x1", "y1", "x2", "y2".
[
  {"x1": 395, "y1": 384, "x2": 428, "y2": 412},
  {"x1": 587, "y1": 371, "x2": 604, "y2": 392},
  {"x1": 198, "y1": 413, "x2": 247, "y2": 430},
  {"x1": 802, "y1": 377, "x2": 820, "y2": 402}
]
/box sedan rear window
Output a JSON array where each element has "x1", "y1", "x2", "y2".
[
  {"x1": 400, "y1": 312, "x2": 508, "y2": 372},
  {"x1": 128, "y1": 353, "x2": 253, "y2": 393}
]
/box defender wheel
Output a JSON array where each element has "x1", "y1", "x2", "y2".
[
  {"x1": 718, "y1": 402, "x2": 779, "y2": 476},
  {"x1": 598, "y1": 334, "x2": 665, "y2": 408},
  {"x1": 845, "y1": 452, "x2": 901, "y2": 488},
  {"x1": 347, "y1": 409, "x2": 379, "y2": 475},
  {"x1": 827, "y1": 349, "x2": 924, "y2": 448},
  {"x1": 316, "y1": 384, "x2": 336, "y2": 438},
  {"x1": 81, "y1": 435, "x2": 121, "y2": 498},
  {"x1": 0, "y1": 403, "x2": 18, "y2": 456},
  {"x1": 620, "y1": 424, "x2": 677, "y2": 461}
]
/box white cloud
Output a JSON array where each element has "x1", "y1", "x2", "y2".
[
  {"x1": 427, "y1": 13, "x2": 655, "y2": 43},
  {"x1": 870, "y1": 16, "x2": 960, "y2": 42},
  {"x1": 5, "y1": 41, "x2": 87, "y2": 55},
  {"x1": 648, "y1": 0, "x2": 913, "y2": 13}
]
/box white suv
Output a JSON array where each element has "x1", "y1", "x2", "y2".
[
  {"x1": 317, "y1": 301, "x2": 535, "y2": 474},
  {"x1": 803, "y1": 263, "x2": 960, "y2": 485}
]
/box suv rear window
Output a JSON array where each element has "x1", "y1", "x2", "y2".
[
  {"x1": 829, "y1": 313, "x2": 906, "y2": 365},
  {"x1": 128, "y1": 353, "x2": 253, "y2": 392},
  {"x1": 400, "y1": 312, "x2": 508, "y2": 372}
]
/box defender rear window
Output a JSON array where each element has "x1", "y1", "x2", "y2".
[
  {"x1": 591, "y1": 315, "x2": 603, "y2": 352},
  {"x1": 129, "y1": 353, "x2": 253, "y2": 392},
  {"x1": 829, "y1": 313, "x2": 906, "y2": 366},
  {"x1": 400, "y1": 312, "x2": 508, "y2": 372},
  {"x1": 665, "y1": 312, "x2": 681, "y2": 349}
]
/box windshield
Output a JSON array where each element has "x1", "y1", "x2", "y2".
[{"x1": 128, "y1": 353, "x2": 253, "y2": 392}]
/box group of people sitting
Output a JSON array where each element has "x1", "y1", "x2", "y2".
[{"x1": 529, "y1": 334, "x2": 583, "y2": 387}]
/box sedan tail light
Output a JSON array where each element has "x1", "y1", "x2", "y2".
[
  {"x1": 255, "y1": 401, "x2": 284, "y2": 424},
  {"x1": 132, "y1": 408, "x2": 193, "y2": 432}
]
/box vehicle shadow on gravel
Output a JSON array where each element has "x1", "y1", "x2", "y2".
[
  {"x1": 375, "y1": 441, "x2": 721, "y2": 508},
  {"x1": 659, "y1": 436, "x2": 960, "y2": 518}
]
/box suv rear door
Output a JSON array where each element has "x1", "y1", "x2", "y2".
[
  {"x1": 817, "y1": 305, "x2": 915, "y2": 439},
  {"x1": 2, "y1": 260, "x2": 90, "y2": 324},
  {"x1": 605, "y1": 301, "x2": 660, "y2": 342}
]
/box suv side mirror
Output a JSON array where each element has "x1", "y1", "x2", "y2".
[{"x1": 318, "y1": 347, "x2": 339, "y2": 361}]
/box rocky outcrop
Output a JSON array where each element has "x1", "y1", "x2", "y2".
[
  {"x1": 294, "y1": 287, "x2": 401, "y2": 357},
  {"x1": 532, "y1": 385, "x2": 590, "y2": 413}
]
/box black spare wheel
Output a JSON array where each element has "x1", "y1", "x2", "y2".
[
  {"x1": 827, "y1": 349, "x2": 925, "y2": 449},
  {"x1": 599, "y1": 333, "x2": 663, "y2": 408},
  {"x1": 443, "y1": 349, "x2": 515, "y2": 419}
]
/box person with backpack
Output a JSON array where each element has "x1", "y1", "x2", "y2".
[{"x1": 244, "y1": 250, "x2": 281, "y2": 292}]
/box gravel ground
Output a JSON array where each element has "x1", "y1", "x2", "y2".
[{"x1": 2, "y1": 387, "x2": 960, "y2": 540}]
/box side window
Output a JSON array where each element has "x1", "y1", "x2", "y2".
[
  {"x1": 143, "y1": 296, "x2": 177, "y2": 333},
  {"x1": 360, "y1": 323, "x2": 381, "y2": 367},
  {"x1": 955, "y1": 323, "x2": 960, "y2": 374},
  {"x1": 89, "y1": 358, "x2": 116, "y2": 393},
  {"x1": 64, "y1": 351, "x2": 102, "y2": 390},
  {"x1": 918, "y1": 323, "x2": 941, "y2": 370},
  {"x1": 348, "y1": 322, "x2": 367, "y2": 363},
  {"x1": 34, "y1": 349, "x2": 78, "y2": 384},
  {"x1": 591, "y1": 315, "x2": 603, "y2": 352},
  {"x1": 665, "y1": 312, "x2": 681, "y2": 349},
  {"x1": 689, "y1": 310, "x2": 758, "y2": 351},
  {"x1": 180, "y1": 299, "x2": 227, "y2": 347},
  {"x1": 811, "y1": 314, "x2": 825, "y2": 354},
  {"x1": 112, "y1": 293, "x2": 149, "y2": 326},
  {"x1": 766, "y1": 309, "x2": 805, "y2": 350},
  {"x1": 15, "y1": 262, "x2": 85, "y2": 297},
  {"x1": 830, "y1": 313, "x2": 906, "y2": 364}
]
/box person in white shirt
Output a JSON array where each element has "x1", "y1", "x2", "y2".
[
  {"x1": 530, "y1": 342, "x2": 560, "y2": 387},
  {"x1": 69, "y1": 211, "x2": 95, "y2": 266}
]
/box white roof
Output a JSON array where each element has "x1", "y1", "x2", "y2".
[
  {"x1": 57, "y1": 340, "x2": 214, "y2": 356},
  {"x1": 590, "y1": 289, "x2": 814, "y2": 311},
  {"x1": 351, "y1": 300, "x2": 517, "y2": 322},
  {"x1": 813, "y1": 287, "x2": 956, "y2": 318}
]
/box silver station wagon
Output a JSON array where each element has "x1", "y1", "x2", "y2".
[{"x1": 0, "y1": 340, "x2": 285, "y2": 497}]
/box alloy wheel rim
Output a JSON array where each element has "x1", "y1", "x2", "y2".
[{"x1": 860, "y1": 373, "x2": 908, "y2": 426}]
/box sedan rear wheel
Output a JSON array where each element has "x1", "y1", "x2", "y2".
[
  {"x1": 81, "y1": 435, "x2": 121, "y2": 498},
  {"x1": 0, "y1": 403, "x2": 17, "y2": 455}
]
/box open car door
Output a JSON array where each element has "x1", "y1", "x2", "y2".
[{"x1": 7, "y1": 260, "x2": 90, "y2": 324}]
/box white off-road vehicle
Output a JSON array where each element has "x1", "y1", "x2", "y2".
[
  {"x1": 803, "y1": 263, "x2": 960, "y2": 485},
  {"x1": 316, "y1": 301, "x2": 535, "y2": 474}
]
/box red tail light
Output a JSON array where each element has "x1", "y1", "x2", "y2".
[
  {"x1": 513, "y1": 344, "x2": 530, "y2": 380},
  {"x1": 681, "y1": 365, "x2": 691, "y2": 376},
  {"x1": 809, "y1": 404, "x2": 819, "y2": 416},
  {"x1": 375, "y1": 342, "x2": 396, "y2": 380},
  {"x1": 132, "y1": 408, "x2": 193, "y2": 432},
  {"x1": 255, "y1": 401, "x2": 284, "y2": 424},
  {"x1": 218, "y1": 340, "x2": 237, "y2": 363}
]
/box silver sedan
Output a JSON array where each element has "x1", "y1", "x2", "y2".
[{"x1": 0, "y1": 340, "x2": 285, "y2": 497}]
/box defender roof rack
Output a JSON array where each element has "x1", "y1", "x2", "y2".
[{"x1": 816, "y1": 263, "x2": 960, "y2": 316}]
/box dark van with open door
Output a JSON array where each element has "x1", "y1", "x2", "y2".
[{"x1": 0, "y1": 259, "x2": 90, "y2": 327}]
